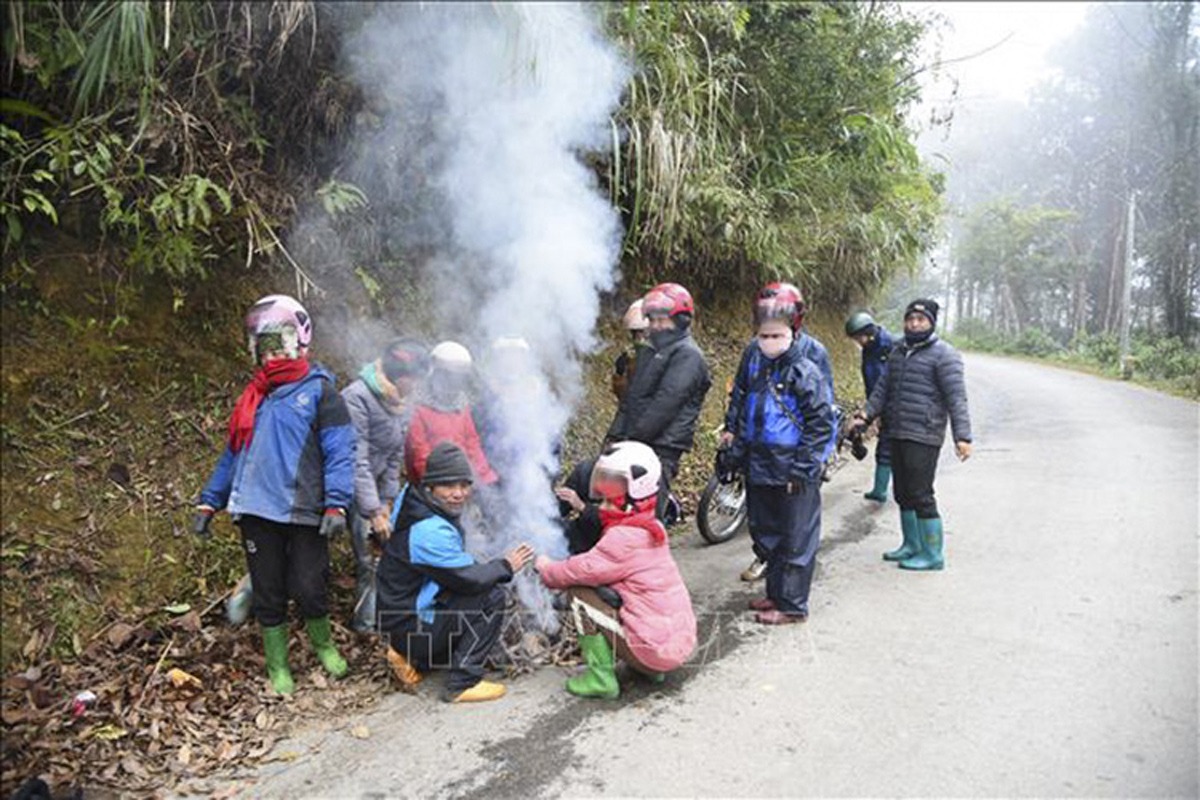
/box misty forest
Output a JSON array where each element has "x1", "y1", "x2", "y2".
[{"x1": 1, "y1": 1, "x2": 1197, "y2": 794}]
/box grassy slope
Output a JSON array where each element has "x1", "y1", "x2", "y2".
[{"x1": 0, "y1": 262, "x2": 864, "y2": 671}]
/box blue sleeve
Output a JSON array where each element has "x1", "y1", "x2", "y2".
[
  {"x1": 318, "y1": 381, "x2": 356, "y2": 511},
  {"x1": 789, "y1": 365, "x2": 835, "y2": 483},
  {"x1": 199, "y1": 446, "x2": 236, "y2": 510},
  {"x1": 409, "y1": 518, "x2": 475, "y2": 569},
  {"x1": 409, "y1": 517, "x2": 513, "y2": 595}
]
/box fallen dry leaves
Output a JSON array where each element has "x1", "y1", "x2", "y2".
[
  {"x1": 0, "y1": 608, "x2": 396, "y2": 798},
  {"x1": 1, "y1": 592, "x2": 579, "y2": 797}
]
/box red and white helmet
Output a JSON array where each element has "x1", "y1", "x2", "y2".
[
  {"x1": 245, "y1": 294, "x2": 312, "y2": 362},
  {"x1": 590, "y1": 440, "x2": 662, "y2": 506},
  {"x1": 753, "y1": 282, "x2": 805, "y2": 333},
  {"x1": 642, "y1": 282, "x2": 695, "y2": 320}
]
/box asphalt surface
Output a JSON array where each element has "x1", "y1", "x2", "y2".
[{"x1": 209, "y1": 353, "x2": 1199, "y2": 798}]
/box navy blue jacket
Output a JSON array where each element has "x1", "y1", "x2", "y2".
[
  {"x1": 377, "y1": 487, "x2": 514, "y2": 630},
  {"x1": 864, "y1": 334, "x2": 972, "y2": 447},
  {"x1": 860, "y1": 326, "x2": 894, "y2": 398},
  {"x1": 795, "y1": 331, "x2": 835, "y2": 406},
  {"x1": 724, "y1": 342, "x2": 835, "y2": 487},
  {"x1": 199, "y1": 365, "x2": 355, "y2": 526}
]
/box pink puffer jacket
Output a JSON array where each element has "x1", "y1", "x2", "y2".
[{"x1": 539, "y1": 525, "x2": 697, "y2": 672}]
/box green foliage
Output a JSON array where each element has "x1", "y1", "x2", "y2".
[
  {"x1": 604, "y1": 2, "x2": 942, "y2": 301},
  {"x1": 956, "y1": 197, "x2": 1078, "y2": 336},
  {"x1": 73, "y1": 0, "x2": 157, "y2": 115},
  {"x1": 3, "y1": 114, "x2": 235, "y2": 281},
  {"x1": 957, "y1": 324, "x2": 1199, "y2": 398},
  {"x1": 949, "y1": 2, "x2": 1198, "y2": 341},
  {"x1": 317, "y1": 179, "x2": 369, "y2": 218},
  {"x1": 2, "y1": 0, "x2": 340, "y2": 298}
]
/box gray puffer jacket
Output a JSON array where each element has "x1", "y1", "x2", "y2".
[
  {"x1": 864, "y1": 334, "x2": 972, "y2": 447},
  {"x1": 341, "y1": 378, "x2": 408, "y2": 518}
]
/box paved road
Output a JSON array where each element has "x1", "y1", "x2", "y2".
[{"x1": 223, "y1": 354, "x2": 1198, "y2": 798}]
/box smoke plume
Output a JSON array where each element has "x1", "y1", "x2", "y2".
[{"x1": 338, "y1": 3, "x2": 628, "y2": 630}]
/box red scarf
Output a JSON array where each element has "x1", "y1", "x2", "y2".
[
  {"x1": 599, "y1": 498, "x2": 666, "y2": 546},
  {"x1": 227, "y1": 357, "x2": 311, "y2": 452}
]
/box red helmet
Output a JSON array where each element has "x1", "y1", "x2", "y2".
[
  {"x1": 753, "y1": 282, "x2": 806, "y2": 332},
  {"x1": 642, "y1": 282, "x2": 695, "y2": 319}
]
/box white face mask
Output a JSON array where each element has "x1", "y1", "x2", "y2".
[{"x1": 757, "y1": 327, "x2": 794, "y2": 359}]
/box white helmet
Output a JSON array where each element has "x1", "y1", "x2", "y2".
[
  {"x1": 430, "y1": 341, "x2": 473, "y2": 373},
  {"x1": 490, "y1": 336, "x2": 530, "y2": 354},
  {"x1": 590, "y1": 440, "x2": 662, "y2": 503},
  {"x1": 622, "y1": 299, "x2": 649, "y2": 332}
]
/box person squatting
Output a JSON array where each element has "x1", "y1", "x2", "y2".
[{"x1": 194, "y1": 286, "x2": 968, "y2": 703}]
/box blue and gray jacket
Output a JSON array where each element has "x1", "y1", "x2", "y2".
[
  {"x1": 860, "y1": 325, "x2": 894, "y2": 398},
  {"x1": 199, "y1": 365, "x2": 355, "y2": 526},
  {"x1": 724, "y1": 342, "x2": 836, "y2": 487},
  {"x1": 376, "y1": 486, "x2": 514, "y2": 630}
]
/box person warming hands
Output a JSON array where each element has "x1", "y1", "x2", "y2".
[{"x1": 536, "y1": 442, "x2": 697, "y2": 699}]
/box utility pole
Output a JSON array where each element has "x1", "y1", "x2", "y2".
[{"x1": 1119, "y1": 190, "x2": 1136, "y2": 379}]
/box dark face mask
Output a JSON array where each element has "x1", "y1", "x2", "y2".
[
  {"x1": 649, "y1": 323, "x2": 684, "y2": 350},
  {"x1": 904, "y1": 328, "x2": 934, "y2": 346}
]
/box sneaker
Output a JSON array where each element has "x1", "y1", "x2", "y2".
[
  {"x1": 748, "y1": 597, "x2": 775, "y2": 611},
  {"x1": 444, "y1": 679, "x2": 507, "y2": 704},
  {"x1": 740, "y1": 558, "x2": 766, "y2": 582}
]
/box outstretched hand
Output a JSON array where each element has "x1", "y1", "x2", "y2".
[{"x1": 505, "y1": 543, "x2": 535, "y2": 573}]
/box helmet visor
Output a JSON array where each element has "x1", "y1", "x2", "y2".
[
  {"x1": 249, "y1": 324, "x2": 300, "y2": 363},
  {"x1": 588, "y1": 466, "x2": 628, "y2": 505}
]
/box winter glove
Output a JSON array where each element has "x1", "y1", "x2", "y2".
[
  {"x1": 319, "y1": 508, "x2": 347, "y2": 539},
  {"x1": 715, "y1": 447, "x2": 738, "y2": 485},
  {"x1": 192, "y1": 505, "x2": 215, "y2": 538}
]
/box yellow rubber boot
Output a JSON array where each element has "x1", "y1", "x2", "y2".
[
  {"x1": 386, "y1": 647, "x2": 424, "y2": 689},
  {"x1": 445, "y1": 679, "x2": 507, "y2": 703}
]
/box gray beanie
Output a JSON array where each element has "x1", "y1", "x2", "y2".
[{"x1": 423, "y1": 442, "x2": 474, "y2": 486}]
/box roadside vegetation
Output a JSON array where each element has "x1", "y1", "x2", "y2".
[
  {"x1": 940, "y1": 3, "x2": 1199, "y2": 398},
  {"x1": 1, "y1": 2, "x2": 917, "y2": 792}
]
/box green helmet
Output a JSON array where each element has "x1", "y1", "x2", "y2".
[{"x1": 844, "y1": 311, "x2": 876, "y2": 337}]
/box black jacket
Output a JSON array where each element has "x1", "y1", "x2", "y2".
[
  {"x1": 864, "y1": 334, "x2": 972, "y2": 448},
  {"x1": 606, "y1": 329, "x2": 712, "y2": 456},
  {"x1": 376, "y1": 487, "x2": 513, "y2": 634}
]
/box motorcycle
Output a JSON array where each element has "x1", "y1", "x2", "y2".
[{"x1": 695, "y1": 404, "x2": 865, "y2": 545}]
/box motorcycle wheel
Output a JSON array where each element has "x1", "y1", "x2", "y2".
[{"x1": 697, "y1": 473, "x2": 748, "y2": 545}]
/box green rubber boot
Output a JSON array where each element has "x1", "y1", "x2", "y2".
[
  {"x1": 567, "y1": 634, "x2": 619, "y2": 699},
  {"x1": 900, "y1": 517, "x2": 945, "y2": 571},
  {"x1": 883, "y1": 509, "x2": 921, "y2": 562},
  {"x1": 864, "y1": 464, "x2": 891, "y2": 502},
  {"x1": 305, "y1": 616, "x2": 348, "y2": 679},
  {"x1": 261, "y1": 624, "x2": 295, "y2": 695}
]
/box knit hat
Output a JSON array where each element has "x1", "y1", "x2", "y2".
[
  {"x1": 904, "y1": 298, "x2": 939, "y2": 328},
  {"x1": 382, "y1": 338, "x2": 428, "y2": 381},
  {"x1": 423, "y1": 442, "x2": 474, "y2": 486}
]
